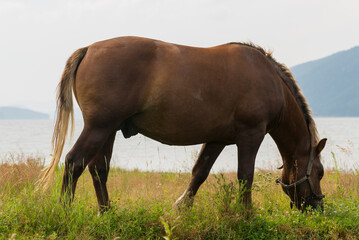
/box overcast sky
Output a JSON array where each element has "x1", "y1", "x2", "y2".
[{"x1": 1, "y1": 0, "x2": 359, "y2": 115}]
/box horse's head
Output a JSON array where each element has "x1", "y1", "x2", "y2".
[{"x1": 276, "y1": 138, "x2": 327, "y2": 211}]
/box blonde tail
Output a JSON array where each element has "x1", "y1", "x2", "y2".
[{"x1": 40, "y1": 47, "x2": 88, "y2": 189}]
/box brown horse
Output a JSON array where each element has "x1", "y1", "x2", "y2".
[{"x1": 41, "y1": 36, "x2": 327, "y2": 212}]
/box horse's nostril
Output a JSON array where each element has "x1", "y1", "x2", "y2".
[{"x1": 315, "y1": 200, "x2": 324, "y2": 211}]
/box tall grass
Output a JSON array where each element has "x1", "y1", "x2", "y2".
[{"x1": 0, "y1": 153, "x2": 358, "y2": 239}]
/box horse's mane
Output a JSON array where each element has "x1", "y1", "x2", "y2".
[{"x1": 229, "y1": 42, "x2": 319, "y2": 147}]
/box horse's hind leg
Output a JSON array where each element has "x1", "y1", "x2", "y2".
[
  {"x1": 175, "y1": 143, "x2": 225, "y2": 208},
  {"x1": 61, "y1": 126, "x2": 112, "y2": 203},
  {"x1": 88, "y1": 132, "x2": 116, "y2": 213}
]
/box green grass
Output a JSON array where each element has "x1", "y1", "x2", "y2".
[{"x1": 0, "y1": 154, "x2": 358, "y2": 239}]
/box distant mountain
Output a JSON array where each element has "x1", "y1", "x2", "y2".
[
  {"x1": 291, "y1": 46, "x2": 359, "y2": 116},
  {"x1": 0, "y1": 107, "x2": 49, "y2": 119}
]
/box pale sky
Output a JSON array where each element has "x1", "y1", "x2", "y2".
[{"x1": 1, "y1": 0, "x2": 359, "y2": 115}]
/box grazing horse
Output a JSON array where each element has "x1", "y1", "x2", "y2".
[{"x1": 41, "y1": 36, "x2": 327, "y2": 212}]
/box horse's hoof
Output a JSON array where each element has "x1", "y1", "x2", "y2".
[
  {"x1": 97, "y1": 205, "x2": 111, "y2": 216},
  {"x1": 173, "y1": 193, "x2": 194, "y2": 211}
]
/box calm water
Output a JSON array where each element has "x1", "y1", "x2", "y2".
[{"x1": 0, "y1": 118, "x2": 358, "y2": 172}]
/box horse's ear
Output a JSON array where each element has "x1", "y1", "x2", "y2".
[{"x1": 316, "y1": 138, "x2": 327, "y2": 155}]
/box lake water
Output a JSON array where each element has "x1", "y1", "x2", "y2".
[{"x1": 0, "y1": 118, "x2": 358, "y2": 172}]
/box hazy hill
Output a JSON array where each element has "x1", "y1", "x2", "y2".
[
  {"x1": 291, "y1": 46, "x2": 359, "y2": 116},
  {"x1": 0, "y1": 107, "x2": 49, "y2": 119}
]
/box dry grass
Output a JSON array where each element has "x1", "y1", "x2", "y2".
[
  {"x1": 1, "y1": 153, "x2": 358, "y2": 206},
  {"x1": 0, "y1": 152, "x2": 44, "y2": 192}
]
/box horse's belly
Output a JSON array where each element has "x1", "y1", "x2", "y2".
[{"x1": 130, "y1": 111, "x2": 236, "y2": 145}]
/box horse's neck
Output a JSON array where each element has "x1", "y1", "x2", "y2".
[{"x1": 269, "y1": 92, "x2": 311, "y2": 175}]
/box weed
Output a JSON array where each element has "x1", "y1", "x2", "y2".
[{"x1": 160, "y1": 216, "x2": 179, "y2": 240}]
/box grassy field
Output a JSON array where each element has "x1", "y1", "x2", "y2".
[{"x1": 0, "y1": 153, "x2": 358, "y2": 239}]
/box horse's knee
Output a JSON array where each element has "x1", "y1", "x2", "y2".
[
  {"x1": 64, "y1": 152, "x2": 85, "y2": 177},
  {"x1": 64, "y1": 153, "x2": 74, "y2": 171}
]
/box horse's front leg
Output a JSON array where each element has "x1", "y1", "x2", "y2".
[
  {"x1": 174, "y1": 142, "x2": 225, "y2": 209},
  {"x1": 236, "y1": 128, "x2": 265, "y2": 207}
]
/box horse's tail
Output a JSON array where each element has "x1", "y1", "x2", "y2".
[{"x1": 40, "y1": 47, "x2": 88, "y2": 189}]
